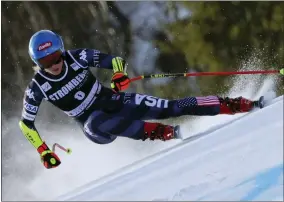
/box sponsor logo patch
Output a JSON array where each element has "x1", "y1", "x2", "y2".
[
  {"x1": 93, "y1": 50, "x2": 100, "y2": 67},
  {"x1": 38, "y1": 42, "x2": 52, "y2": 51},
  {"x1": 41, "y1": 81, "x2": 52, "y2": 92},
  {"x1": 49, "y1": 70, "x2": 88, "y2": 101},
  {"x1": 70, "y1": 63, "x2": 80, "y2": 71},
  {"x1": 135, "y1": 94, "x2": 169, "y2": 108},
  {"x1": 25, "y1": 89, "x2": 36, "y2": 101},
  {"x1": 24, "y1": 101, "x2": 38, "y2": 113},
  {"x1": 79, "y1": 49, "x2": 88, "y2": 62}
]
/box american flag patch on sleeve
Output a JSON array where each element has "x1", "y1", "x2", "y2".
[{"x1": 177, "y1": 96, "x2": 220, "y2": 108}]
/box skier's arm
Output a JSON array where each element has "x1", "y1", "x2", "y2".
[
  {"x1": 81, "y1": 49, "x2": 127, "y2": 73},
  {"x1": 84, "y1": 49, "x2": 130, "y2": 92},
  {"x1": 19, "y1": 82, "x2": 61, "y2": 169},
  {"x1": 71, "y1": 48, "x2": 130, "y2": 91},
  {"x1": 19, "y1": 82, "x2": 44, "y2": 149}
]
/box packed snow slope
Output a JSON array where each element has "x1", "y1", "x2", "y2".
[{"x1": 59, "y1": 95, "x2": 283, "y2": 201}]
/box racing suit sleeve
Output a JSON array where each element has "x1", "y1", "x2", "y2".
[
  {"x1": 19, "y1": 80, "x2": 45, "y2": 150},
  {"x1": 84, "y1": 49, "x2": 127, "y2": 73}
]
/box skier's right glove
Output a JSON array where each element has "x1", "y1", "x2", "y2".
[
  {"x1": 111, "y1": 72, "x2": 130, "y2": 92},
  {"x1": 37, "y1": 142, "x2": 61, "y2": 169},
  {"x1": 111, "y1": 57, "x2": 130, "y2": 92}
]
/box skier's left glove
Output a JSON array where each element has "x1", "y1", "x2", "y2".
[
  {"x1": 111, "y1": 57, "x2": 130, "y2": 92},
  {"x1": 37, "y1": 142, "x2": 61, "y2": 169}
]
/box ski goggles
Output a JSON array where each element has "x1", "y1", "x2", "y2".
[{"x1": 37, "y1": 50, "x2": 63, "y2": 69}]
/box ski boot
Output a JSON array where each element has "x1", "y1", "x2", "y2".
[
  {"x1": 143, "y1": 122, "x2": 181, "y2": 141},
  {"x1": 219, "y1": 96, "x2": 256, "y2": 115}
]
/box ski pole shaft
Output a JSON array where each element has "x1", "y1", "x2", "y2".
[
  {"x1": 52, "y1": 143, "x2": 72, "y2": 154},
  {"x1": 130, "y1": 69, "x2": 283, "y2": 82}
]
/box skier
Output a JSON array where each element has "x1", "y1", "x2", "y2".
[{"x1": 19, "y1": 30, "x2": 259, "y2": 169}]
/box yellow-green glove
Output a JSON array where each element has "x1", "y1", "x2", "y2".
[{"x1": 111, "y1": 57, "x2": 130, "y2": 92}]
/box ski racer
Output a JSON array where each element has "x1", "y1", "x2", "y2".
[{"x1": 19, "y1": 30, "x2": 259, "y2": 169}]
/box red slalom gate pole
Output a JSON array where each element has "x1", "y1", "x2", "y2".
[{"x1": 130, "y1": 69, "x2": 283, "y2": 83}]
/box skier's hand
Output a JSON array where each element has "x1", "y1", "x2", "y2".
[
  {"x1": 37, "y1": 142, "x2": 61, "y2": 169},
  {"x1": 111, "y1": 72, "x2": 130, "y2": 92}
]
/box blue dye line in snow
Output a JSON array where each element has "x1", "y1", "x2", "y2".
[
  {"x1": 196, "y1": 163, "x2": 283, "y2": 201},
  {"x1": 235, "y1": 163, "x2": 283, "y2": 201}
]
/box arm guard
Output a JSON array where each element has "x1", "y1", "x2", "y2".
[{"x1": 19, "y1": 120, "x2": 44, "y2": 150}]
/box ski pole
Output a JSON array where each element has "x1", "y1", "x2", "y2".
[
  {"x1": 130, "y1": 68, "x2": 284, "y2": 82},
  {"x1": 52, "y1": 143, "x2": 72, "y2": 154}
]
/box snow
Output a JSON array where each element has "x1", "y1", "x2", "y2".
[{"x1": 57, "y1": 95, "x2": 283, "y2": 201}]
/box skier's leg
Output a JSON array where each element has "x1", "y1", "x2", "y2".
[
  {"x1": 218, "y1": 96, "x2": 255, "y2": 114},
  {"x1": 100, "y1": 92, "x2": 255, "y2": 121},
  {"x1": 156, "y1": 95, "x2": 255, "y2": 117},
  {"x1": 82, "y1": 91, "x2": 255, "y2": 143},
  {"x1": 83, "y1": 110, "x2": 177, "y2": 143},
  {"x1": 82, "y1": 93, "x2": 219, "y2": 142}
]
